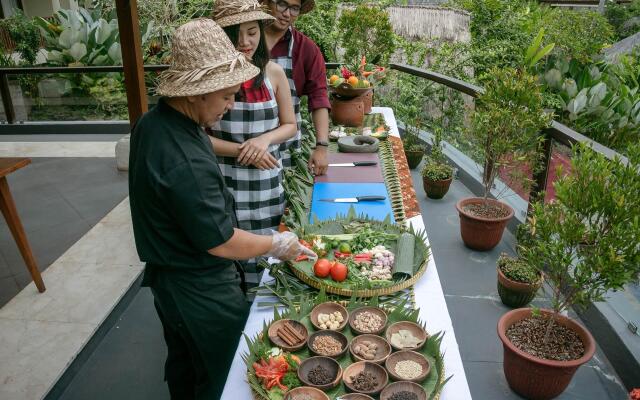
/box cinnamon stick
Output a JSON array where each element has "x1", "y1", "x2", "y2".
[
  {"x1": 283, "y1": 322, "x2": 305, "y2": 342},
  {"x1": 277, "y1": 328, "x2": 296, "y2": 346}
]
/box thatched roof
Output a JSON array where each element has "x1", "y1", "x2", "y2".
[{"x1": 386, "y1": 6, "x2": 470, "y2": 42}]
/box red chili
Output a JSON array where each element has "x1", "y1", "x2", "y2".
[
  {"x1": 295, "y1": 254, "x2": 309, "y2": 262},
  {"x1": 333, "y1": 251, "x2": 351, "y2": 259}
]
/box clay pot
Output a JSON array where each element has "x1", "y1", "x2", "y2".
[
  {"x1": 404, "y1": 150, "x2": 424, "y2": 170},
  {"x1": 331, "y1": 96, "x2": 364, "y2": 127},
  {"x1": 497, "y1": 265, "x2": 542, "y2": 308},
  {"x1": 497, "y1": 308, "x2": 595, "y2": 399},
  {"x1": 455, "y1": 197, "x2": 514, "y2": 251},
  {"x1": 422, "y1": 176, "x2": 453, "y2": 200},
  {"x1": 359, "y1": 90, "x2": 374, "y2": 114}
]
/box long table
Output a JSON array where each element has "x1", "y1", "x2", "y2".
[{"x1": 221, "y1": 107, "x2": 472, "y2": 399}]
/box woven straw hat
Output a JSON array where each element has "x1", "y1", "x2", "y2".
[
  {"x1": 213, "y1": 0, "x2": 275, "y2": 28},
  {"x1": 156, "y1": 18, "x2": 259, "y2": 97}
]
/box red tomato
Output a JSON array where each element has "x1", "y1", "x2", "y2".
[
  {"x1": 330, "y1": 262, "x2": 348, "y2": 282},
  {"x1": 314, "y1": 259, "x2": 332, "y2": 278}
]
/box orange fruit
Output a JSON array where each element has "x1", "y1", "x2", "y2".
[
  {"x1": 329, "y1": 74, "x2": 340, "y2": 84},
  {"x1": 347, "y1": 76, "x2": 359, "y2": 87}
]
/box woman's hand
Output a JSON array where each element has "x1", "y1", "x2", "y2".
[
  {"x1": 251, "y1": 153, "x2": 280, "y2": 170},
  {"x1": 238, "y1": 136, "x2": 271, "y2": 166}
]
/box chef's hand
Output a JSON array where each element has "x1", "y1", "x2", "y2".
[
  {"x1": 266, "y1": 231, "x2": 317, "y2": 261},
  {"x1": 309, "y1": 146, "x2": 328, "y2": 176},
  {"x1": 251, "y1": 153, "x2": 280, "y2": 170},
  {"x1": 238, "y1": 136, "x2": 271, "y2": 166}
]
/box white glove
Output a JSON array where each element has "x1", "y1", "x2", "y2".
[{"x1": 265, "y1": 231, "x2": 317, "y2": 261}]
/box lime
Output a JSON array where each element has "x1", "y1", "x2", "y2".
[{"x1": 339, "y1": 242, "x2": 351, "y2": 254}]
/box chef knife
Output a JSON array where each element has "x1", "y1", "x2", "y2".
[
  {"x1": 320, "y1": 195, "x2": 386, "y2": 203},
  {"x1": 328, "y1": 161, "x2": 378, "y2": 167}
]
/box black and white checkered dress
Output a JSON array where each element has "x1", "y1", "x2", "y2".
[
  {"x1": 272, "y1": 28, "x2": 302, "y2": 168},
  {"x1": 211, "y1": 77, "x2": 285, "y2": 288}
]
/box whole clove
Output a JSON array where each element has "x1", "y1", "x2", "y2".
[
  {"x1": 350, "y1": 370, "x2": 378, "y2": 392},
  {"x1": 307, "y1": 364, "x2": 332, "y2": 385}
]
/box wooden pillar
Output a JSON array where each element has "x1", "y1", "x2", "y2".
[{"x1": 115, "y1": 0, "x2": 147, "y2": 127}]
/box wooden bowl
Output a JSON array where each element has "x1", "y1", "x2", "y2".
[
  {"x1": 380, "y1": 381, "x2": 427, "y2": 400},
  {"x1": 385, "y1": 321, "x2": 428, "y2": 351},
  {"x1": 349, "y1": 306, "x2": 388, "y2": 335},
  {"x1": 385, "y1": 350, "x2": 431, "y2": 383},
  {"x1": 297, "y1": 356, "x2": 342, "y2": 391},
  {"x1": 342, "y1": 361, "x2": 388, "y2": 396},
  {"x1": 331, "y1": 83, "x2": 372, "y2": 98},
  {"x1": 335, "y1": 394, "x2": 375, "y2": 400},
  {"x1": 308, "y1": 330, "x2": 349, "y2": 359},
  {"x1": 349, "y1": 334, "x2": 392, "y2": 364},
  {"x1": 310, "y1": 302, "x2": 348, "y2": 331},
  {"x1": 268, "y1": 319, "x2": 308, "y2": 352},
  {"x1": 284, "y1": 386, "x2": 330, "y2": 400}
]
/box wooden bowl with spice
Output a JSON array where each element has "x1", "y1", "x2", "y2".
[
  {"x1": 310, "y1": 302, "x2": 349, "y2": 331},
  {"x1": 385, "y1": 350, "x2": 431, "y2": 383},
  {"x1": 335, "y1": 394, "x2": 375, "y2": 400},
  {"x1": 297, "y1": 356, "x2": 342, "y2": 391},
  {"x1": 268, "y1": 319, "x2": 308, "y2": 352},
  {"x1": 349, "y1": 306, "x2": 388, "y2": 335},
  {"x1": 284, "y1": 386, "x2": 330, "y2": 400},
  {"x1": 308, "y1": 330, "x2": 349, "y2": 359},
  {"x1": 385, "y1": 321, "x2": 428, "y2": 351},
  {"x1": 342, "y1": 361, "x2": 388, "y2": 396},
  {"x1": 349, "y1": 334, "x2": 392, "y2": 364},
  {"x1": 379, "y1": 381, "x2": 427, "y2": 400}
]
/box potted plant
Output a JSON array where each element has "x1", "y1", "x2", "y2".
[
  {"x1": 496, "y1": 252, "x2": 542, "y2": 308},
  {"x1": 402, "y1": 124, "x2": 425, "y2": 170},
  {"x1": 497, "y1": 143, "x2": 640, "y2": 399},
  {"x1": 421, "y1": 127, "x2": 454, "y2": 199}
]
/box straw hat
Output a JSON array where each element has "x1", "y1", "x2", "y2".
[
  {"x1": 156, "y1": 18, "x2": 259, "y2": 97},
  {"x1": 259, "y1": 0, "x2": 315, "y2": 16},
  {"x1": 213, "y1": 0, "x2": 275, "y2": 28}
]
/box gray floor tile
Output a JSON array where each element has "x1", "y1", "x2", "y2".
[
  {"x1": 62, "y1": 180, "x2": 128, "y2": 222},
  {"x1": 0, "y1": 134, "x2": 125, "y2": 142},
  {"x1": 462, "y1": 361, "x2": 524, "y2": 400},
  {"x1": 0, "y1": 194, "x2": 83, "y2": 238},
  {"x1": 58, "y1": 288, "x2": 169, "y2": 400}
]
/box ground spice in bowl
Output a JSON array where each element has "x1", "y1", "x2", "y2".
[
  {"x1": 394, "y1": 360, "x2": 423, "y2": 380},
  {"x1": 350, "y1": 370, "x2": 379, "y2": 392},
  {"x1": 307, "y1": 364, "x2": 333, "y2": 385},
  {"x1": 312, "y1": 335, "x2": 343, "y2": 356},
  {"x1": 389, "y1": 391, "x2": 418, "y2": 400}
]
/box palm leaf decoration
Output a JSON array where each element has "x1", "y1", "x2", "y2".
[{"x1": 243, "y1": 295, "x2": 450, "y2": 399}]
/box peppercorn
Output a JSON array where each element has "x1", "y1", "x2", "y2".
[{"x1": 389, "y1": 391, "x2": 419, "y2": 400}]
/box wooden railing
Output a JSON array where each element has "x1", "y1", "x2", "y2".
[{"x1": 0, "y1": 63, "x2": 627, "y2": 209}]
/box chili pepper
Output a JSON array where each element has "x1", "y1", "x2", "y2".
[
  {"x1": 295, "y1": 254, "x2": 309, "y2": 262},
  {"x1": 334, "y1": 251, "x2": 351, "y2": 259}
]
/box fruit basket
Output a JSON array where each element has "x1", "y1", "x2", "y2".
[
  {"x1": 245, "y1": 296, "x2": 448, "y2": 400},
  {"x1": 288, "y1": 216, "x2": 430, "y2": 297}
]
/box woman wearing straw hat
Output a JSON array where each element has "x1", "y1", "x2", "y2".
[
  {"x1": 128, "y1": 18, "x2": 315, "y2": 399},
  {"x1": 208, "y1": 0, "x2": 297, "y2": 292}
]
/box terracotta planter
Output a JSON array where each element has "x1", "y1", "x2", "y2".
[
  {"x1": 405, "y1": 150, "x2": 424, "y2": 169},
  {"x1": 497, "y1": 266, "x2": 542, "y2": 308},
  {"x1": 497, "y1": 308, "x2": 595, "y2": 399},
  {"x1": 455, "y1": 197, "x2": 514, "y2": 251},
  {"x1": 359, "y1": 90, "x2": 374, "y2": 114},
  {"x1": 422, "y1": 176, "x2": 453, "y2": 199},
  {"x1": 330, "y1": 96, "x2": 364, "y2": 127}
]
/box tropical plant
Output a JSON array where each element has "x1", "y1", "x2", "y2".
[
  {"x1": 337, "y1": 3, "x2": 396, "y2": 64},
  {"x1": 542, "y1": 52, "x2": 640, "y2": 153},
  {"x1": 295, "y1": 0, "x2": 341, "y2": 60},
  {"x1": 520, "y1": 143, "x2": 640, "y2": 341},
  {"x1": 605, "y1": 0, "x2": 640, "y2": 40},
  {"x1": 0, "y1": 9, "x2": 41, "y2": 65}
]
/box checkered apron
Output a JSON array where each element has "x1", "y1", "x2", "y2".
[
  {"x1": 272, "y1": 28, "x2": 302, "y2": 168},
  {"x1": 211, "y1": 78, "x2": 284, "y2": 289}
]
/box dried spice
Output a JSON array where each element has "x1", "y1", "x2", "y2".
[
  {"x1": 350, "y1": 370, "x2": 379, "y2": 392},
  {"x1": 389, "y1": 391, "x2": 418, "y2": 400},
  {"x1": 390, "y1": 329, "x2": 421, "y2": 348},
  {"x1": 290, "y1": 395, "x2": 313, "y2": 400},
  {"x1": 307, "y1": 364, "x2": 332, "y2": 385},
  {"x1": 276, "y1": 322, "x2": 305, "y2": 346},
  {"x1": 394, "y1": 359, "x2": 423, "y2": 379},
  {"x1": 317, "y1": 311, "x2": 344, "y2": 329},
  {"x1": 353, "y1": 340, "x2": 378, "y2": 360},
  {"x1": 353, "y1": 312, "x2": 383, "y2": 332},
  {"x1": 312, "y1": 335, "x2": 343, "y2": 356}
]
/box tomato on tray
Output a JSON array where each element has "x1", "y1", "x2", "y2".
[{"x1": 313, "y1": 259, "x2": 332, "y2": 278}]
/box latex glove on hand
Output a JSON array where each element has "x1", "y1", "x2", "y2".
[{"x1": 266, "y1": 231, "x2": 317, "y2": 261}]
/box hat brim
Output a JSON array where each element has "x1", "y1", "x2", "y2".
[
  {"x1": 216, "y1": 10, "x2": 275, "y2": 28},
  {"x1": 300, "y1": 0, "x2": 315, "y2": 14},
  {"x1": 156, "y1": 62, "x2": 260, "y2": 98}
]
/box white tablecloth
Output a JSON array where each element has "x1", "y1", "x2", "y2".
[{"x1": 221, "y1": 108, "x2": 471, "y2": 399}]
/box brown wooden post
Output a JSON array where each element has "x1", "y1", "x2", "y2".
[
  {"x1": 115, "y1": 0, "x2": 147, "y2": 127},
  {"x1": 0, "y1": 73, "x2": 16, "y2": 124}
]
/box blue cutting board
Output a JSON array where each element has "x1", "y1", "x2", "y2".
[{"x1": 310, "y1": 183, "x2": 395, "y2": 223}]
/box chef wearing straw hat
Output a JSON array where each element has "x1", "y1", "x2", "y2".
[
  {"x1": 128, "y1": 18, "x2": 315, "y2": 399},
  {"x1": 208, "y1": 0, "x2": 297, "y2": 293}
]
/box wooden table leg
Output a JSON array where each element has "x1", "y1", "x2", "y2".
[{"x1": 0, "y1": 176, "x2": 45, "y2": 292}]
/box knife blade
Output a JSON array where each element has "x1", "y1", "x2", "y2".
[
  {"x1": 328, "y1": 161, "x2": 378, "y2": 167},
  {"x1": 320, "y1": 195, "x2": 386, "y2": 203}
]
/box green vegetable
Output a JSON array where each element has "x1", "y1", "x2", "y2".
[
  {"x1": 393, "y1": 232, "x2": 415, "y2": 280},
  {"x1": 282, "y1": 372, "x2": 301, "y2": 390}
]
